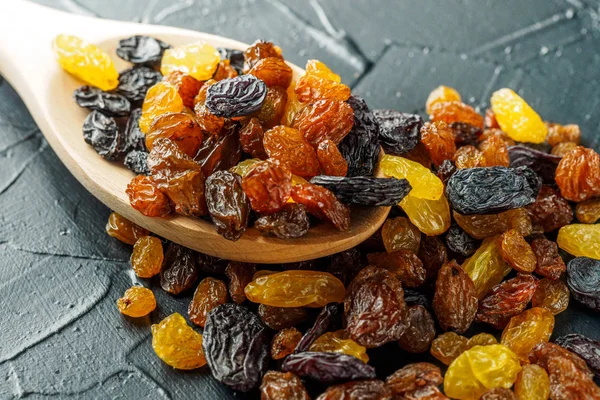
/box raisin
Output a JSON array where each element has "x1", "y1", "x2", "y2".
[
  {"x1": 526, "y1": 185, "x2": 573, "y2": 233},
  {"x1": 205, "y1": 74, "x2": 267, "y2": 118},
  {"x1": 462, "y1": 237, "x2": 512, "y2": 299},
  {"x1": 508, "y1": 145, "x2": 562, "y2": 184},
  {"x1": 576, "y1": 198, "x2": 600, "y2": 223},
  {"x1": 452, "y1": 145, "x2": 485, "y2": 169},
  {"x1": 558, "y1": 224, "x2": 600, "y2": 259},
  {"x1": 203, "y1": 303, "x2": 269, "y2": 391},
  {"x1": 256, "y1": 86, "x2": 288, "y2": 129},
  {"x1": 339, "y1": 96, "x2": 381, "y2": 177},
  {"x1": 566, "y1": 256, "x2": 600, "y2": 311},
  {"x1": 163, "y1": 70, "x2": 203, "y2": 109},
  {"x1": 551, "y1": 141, "x2": 578, "y2": 157},
  {"x1": 484, "y1": 109, "x2": 500, "y2": 129},
  {"x1": 130, "y1": 236, "x2": 163, "y2": 278},
  {"x1": 124, "y1": 150, "x2": 150, "y2": 175},
  {"x1": 73, "y1": 85, "x2": 130, "y2": 117},
  {"x1": 447, "y1": 166, "x2": 541, "y2": 215},
  {"x1": 499, "y1": 229, "x2": 537, "y2": 272},
  {"x1": 555, "y1": 334, "x2": 600, "y2": 377},
  {"x1": 309, "y1": 330, "x2": 369, "y2": 363},
  {"x1": 295, "y1": 74, "x2": 351, "y2": 103},
  {"x1": 147, "y1": 138, "x2": 207, "y2": 216},
  {"x1": 82, "y1": 111, "x2": 124, "y2": 160},
  {"x1": 282, "y1": 81, "x2": 305, "y2": 127},
  {"x1": 305, "y1": 60, "x2": 341, "y2": 82},
  {"x1": 213, "y1": 59, "x2": 238, "y2": 81},
  {"x1": 317, "y1": 380, "x2": 392, "y2": 400},
  {"x1": 444, "y1": 344, "x2": 521, "y2": 400},
  {"x1": 397, "y1": 305, "x2": 436, "y2": 353},
  {"x1": 139, "y1": 82, "x2": 184, "y2": 133},
  {"x1": 453, "y1": 209, "x2": 531, "y2": 240},
  {"x1": 258, "y1": 304, "x2": 308, "y2": 330},
  {"x1": 480, "y1": 135, "x2": 510, "y2": 167},
  {"x1": 381, "y1": 216, "x2": 421, "y2": 254},
  {"x1": 223, "y1": 262, "x2": 255, "y2": 304},
  {"x1": 151, "y1": 313, "x2": 206, "y2": 370},
  {"x1": 310, "y1": 176, "x2": 411, "y2": 206},
  {"x1": 145, "y1": 112, "x2": 203, "y2": 157},
  {"x1": 547, "y1": 355, "x2": 600, "y2": 400},
  {"x1": 292, "y1": 99, "x2": 354, "y2": 146},
  {"x1": 430, "y1": 332, "x2": 468, "y2": 365},
  {"x1": 316, "y1": 140, "x2": 348, "y2": 177},
  {"x1": 476, "y1": 274, "x2": 538, "y2": 329},
  {"x1": 117, "y1": 66, "x2": 163, "y2": 105},
  {"x1": 426, "y1": 85, "x2": 461, "y2": 114},
  {"x1": 218, "y1": 48, "x2": 244, "y2": 74},
  {"x1": 479, "y1": 388, "x2": 517, "y2": 400},
  {"x1": 386, "y1": 362, "x2": 443, "y2": 398},
  {"x1": 373, "y1": 110, "x2": 422, "y2": 155},
  {"x1": 433, "y1": 260, "x2": 478, "y2": 333},
  {"x1": 529, "y1": 342, "x2": 594, "y2": 378},
  {"x1": 501, "y1": 307, "x2": 555, "y2": 362},
  {"x1": 243, "y1": 40, "x2": 283, "y2": 73},
  {"x1": 514, "y1": 364, "x2": 550, "y2": 400},
  {"x1": 126, "y1": 175, "x2": 172, "y2": 217},
  {"x1": 254, "y1": 203, "x2": 310, "y2": 239},
  {"x1": 531, "y1": 237, "x2": 566, "y2": 280},
  {"x1": 188, "y1": 277, "x2": 228, "y2": 327},
  {"x1": 260, "y1": 371, "x2": 310, "y2": 400},
  {"x1": 272, "y1": 328, "x2": 303, "y2": 360},
  {"x1": 194, "y1": 106, "x2": 226, "y2": 134},
  {"x1": 245, "y1": 270, "x2": 345, "y2": 307},
  {"x1": 197, "y1": 252, "x2": 229, "y2": 275},
  {"x1": 160, "y1": 243, "x2": 198, "y2": 295},
  {"x1": 467, "y1": 333, "x2": 498, "y2": 348},
  {"x1": 367, "y1": 250, "x2": 426, "y2": 288},
  {"x1": 325, "y1": 248, "x2": 365, "y2": 286},
  {"x1": 380, "y1": 154, "x2": 444, "y2": 200},
  {"x1": 450, "y1": 122, "x2": 482, "y2": 146},
  {"x1": 445, "y1": 224, "x2": 481, "y2": 257},
  {"x1": 295, "y1": 303, "x2": 342, "y2": 352},
  {"x1": 403, "y1": 289, "x2": 432, "y2": 309},
  {"x1": 105, "y1": 212, "x2": 148, "y2": 244},
  {"x1": 242, "y1": 160, "x2": 292, "y2": 214},
  {"x1": 263, "y1": 125, "x2": 321, "y2": 177},
  {"x1": 430, "y1": 101, "x2": 484, "y2": 129},
  {"x1": 122, "y1": 107, "x2": 146, "y2": 153},
  {"x1": 117, "y1": 286, "x2": 156, "y2": 317},
  {"x1": 532, "y1": 278, "x2": 570, "y2": 315},
  {"x1": 345, "y1": 266, "x2": 407, "y2": 348},
  {"x1": 248, "y1": 57, "x2": 292, "y2": 89},
  {"x1": 400, "y1": 193, "x2": 452, "y2": 236},
  {"x1": 52, "y1": 34, "x2": 119, "y2": 91},
  {"x1": 204, "y1": 171, "x2": 249, "y2": 241},
  {"x1": 418, "y1": 236, "x2": 448, "y2": 281},
  {"x1": 546, "y1": 122, "x2": 580, "y2": 146},
  {"x1": 116, "y1": 35, "x2": 169, "y2": 66},
  {"x1": 555, "y1": 146, "x2": 600, "y2": 202},
  {"x1": 490, "y1": 88, "x2": 547, "y2": 143},
  {"x1": 161, "y1": 41, "x2": 220, "y2": 81},
  {"x1": 291, "y1": 183, "x2": 350, "y2": 230},
  {"x1": 436, "y1": 159, "x2": 456, "y2": 184},
  {"x1": 195, "y1": 124, "x2": 242, "y2": 177},
  {"x1": 420, "y1": 121, "x2": 456, "y2": 166},
  {"x1": 282, "y1": 352, "x2": 376, "y2": 384},
  {"x1": 239, "y1": 117, "x2": 267, "y2": 159}
]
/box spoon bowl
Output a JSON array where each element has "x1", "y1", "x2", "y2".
[{"x1": 0, "y1": 0, "x2": 390, "y2": 263}]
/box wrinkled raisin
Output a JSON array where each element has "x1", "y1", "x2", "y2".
[
  {"x1": 188, "y1": 277, "x2": 228, "y2": 327},
  {"x1": 433, "y1": 260, "x2": 478, "y2": 333}
]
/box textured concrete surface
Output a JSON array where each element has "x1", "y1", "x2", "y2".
[{"x1": 1, "y1": 0, "x2": 600, "y2": 398}]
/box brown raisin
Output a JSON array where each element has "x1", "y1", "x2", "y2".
[
  {"x1": 316, "y1": 380, "x2": 392, "y2": 400},
  {"x1": 531, "y1": 237, "x2": 566, "y2": 280},
  {"x1": 225, "y1": 261, "x2": 256, "y2": 304},
  {"x1": 367, "y1": 250, "x2": 426, "y2": 288},
  {"x1": 160, "y1": 243, "x2": 198, "y2": 295},
  {"x1": 271, "y1": 327, "x2": 303, "y2": 360},
  {"x1": 433, "y1": 260, "x2": 478, "y2": 333},
  {"x1": 385, "y1": 362, "x2": 443, "y2": 398},
  {"x1": 258, "y1": 304, "x2": 309, "y2": 330},
  {"x1": 317, "y1": 139, "x2": 348, "y2": 177},
  {"x1": 256, "y1": 86, "x2": 288, "y2": 129},
  {"x1": 397, "y1": 305, "x2": 436, "y2": 353},
  {"x1": 260, "y1": 371, "x2": 310, "y2": 400},
  {"x1": 126, "y1": 175, "x2": 172, "y2": 217},
  {"x1": 575, "y1": 198, "x2": 600, "y2": 224},
  {"x1": 188, "y1": 277, "x2": 228, "y2": 327},
  {"x1": 254, "y1": 203, "x2": 310, "y2": 239},
  {"x1": 418, "y1": 236, "x2": 448, "y2": 281},
  {"x1": 239, "y1": 117, "x2": 267, "y2": 159},
  {"x1": 527, "y1": 185, "x2": 573, "y2": 232},
  {"x1": 291, "y1": 183, "x2": 350, "y2": 231}
]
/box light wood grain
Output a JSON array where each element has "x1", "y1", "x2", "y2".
[{"x1": 0, "y1": 0, "x2": 390, "y2": 263}]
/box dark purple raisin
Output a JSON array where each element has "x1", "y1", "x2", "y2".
[
  {"x1": 73, "y1": 86, "x2": 131, "y2": 117},
  {"x1": 309, "y1": 176, "x2": 411, "y2": 206},
  {"x1": 508, "y1": 145, "x2": 562, "y2": 183},
  {"x1": 295, "y1": 303, "x2": 342, "y2": 352},
  {"x1": 436, "y1": 159, "x2": 457, "y2": 184},
  {"x1": 124, "y1": 150, "x2": 150, "y2": 175},
  {"x1": 555, "y1": 334, "x2": 600, "y2": 378},
  {"x1": 373, "y1": 110, "x2": 423, "y2": 155},
  {"x1": 205, "y1": 171, "x2": 249, "y2": 241},
  {"x1": 445, "y1": 224, "x2": 481, "y2": 257},
  {"x1": 205, "y1": 75, "x2": 267, "y2": 118},
  {"x1": 117, "y1": 66, "x2": 163, "y2": 104},
  {"x1": 82, "y1": 110, "x2": 124, "y2": 161},
  {"x1": 282, "y1": 352, "x2": 376, "y2": 384},
  {"x1": 116, "y1": 35, "x2": 171, "y2": 66},
  {"x1": 567, "y1": 257, "x2": 600, "y2": 312},
  {"x1": 123, "y1": 108, "x2": 146, "y2": 152}
]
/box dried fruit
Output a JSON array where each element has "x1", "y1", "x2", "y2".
[
  {"x1": 445, "y1": 224, "x2": 481, "y2": 258},
  {"x1": 476, "y1": 274, "x2": 538, "y2": 329},
  {"x1": 551, "y1": 141, "x2": 578, "y2": 157},
  {"x1": 305, "y1": 60, "x2": 341, "y2": 82},
  {"x1": 205, "y1": 171, "x2": 249, "y2": 241},
  {"x1": 130, "y1": 236, "x2": 163, "y2": 278},
  {"x1": 245, "y1": 270, "x2": 345, "y2": 307},
  {"x1": 292, "y1": 99, "x2": 354, "y2": 146},
  {"x1": 203, "y1": 304, "x2": 270, "y2": 391},
  {"x1": 272, "y1": 328, "x2": 303, "y2": 360},
  {"x1": 256, "y1": 86, "x2": 288, "y2": 129},
  {"x1": 430, "y1": 332, "x2": 468, "y2": 365},
  {"x1": 467, "y1": 333, "x2": 498, "y2": 348},
  {"x1": 566, "y1": 256, "x2": 600, "y2": 311},
  {"x1": 532, "y1": 278, "x2": 569, "y2": 315},
  {"x1": 151, "y1": 313, "x2": 206, "y2": 370},
  {"x1": 310, "y1": 176, "x2": 412, "y2": 206},
  {"x1": 126, "y1": 175, "x2": 172, "y2": 217},
  {"x1": 295, "y1": 303, "x2": 342, "y2": 352},
  {"x1": 397, "y1": 305, "x2": 436, "y2": 353},
  {"x1": 239, "y1": 118, "x2": 267, "y2": 159},
  {"x1": 443, "y1": 344, "x2": 521, "y2": 400},
  {"x1": 480, "y1": 135, "x2": 510, "y2": 167},
  {"x1": 194, "y1": 124, "x2": 242, "y2": 176},
  {"x1": 161, "y1": 41, "x2": 220, "y2": 81},
  {"x1": 490, "y1": 89, "x2": 547, "y2": 143},
  {"x1": 558, "y1": 224, "x2": 600, "y2": 259},
  {"x1": 418, "y1": 236, "x2": 448, "y2": 281},
  {"x1": 508, "y1": 145, "x2": 562, "y2": 184},
  {"x1": 242, "y1": 160, "x2": 292, "y2": 214},
  {"x1": 373, "y1": 110, "x2": 422, "y2": 155},
  {"x1": 479, "y1": 388, "x2": 517, "y2": 400},
  {"x1": 225, "y1": 262, "x2": 256, "y2": 304},
  {"x1": 451, "y1": 122, "x2": 481, "y2": 146},
  {"x1": 454, "y1": 208, "x2": 532, "y2": 240},
  {"x1": 555, "y1": 146, "x2": 600, "y2": 202},
  {"x1": 426, "y1": 85, "x2": 461, "y2": 114},
  {"x1": 122, "y1": 107, "x2": 146, "y2": 153},
  {"x1": 386, "y1": 362, "x2": 443, "y2": 399},
  {"x1": 291, "y1": 183, "x2": 351, "y2": 231},
  {"x1": 260, "y1": 371, "x2": 310, "y2": 400},
  {"x1": 309, "y1": 330, "x2": 369, "y2": 363},
  {"x1": 73, "y1": 86, "x2": 131, "y2": 117},
  {"x1": 555, "y1": 333, "x2": 600, "y2": 377},
  {"x1": 243, "y1": 40, "x2": 283, "y2": 73},
  {"x1": 258, "y1": 304, "x2": 308, "y2": 331},
  {"x1": 433, "y1": 261, "x2": 478, "y2": 333},
  {"x1": 263, "y1": 125, "x2": 321, "y2": 177},
  {"x1": 514, "y1": 364, "x2": 550, "y2": 400},
  {"x1": 430, "y1": 101, "x2": 484, "y2": 129},
  {"x1": 317, "y1": 380, "x2": 392, "y2": 400},
  {"x1": 188, "y1": 277, "x2": 228, "y2": 327},
  {"x1": 529, "y1": 342, "x2": 594, "y2": 378},
  {"x1": 381, "y1": 216, "x2": 421, "y2": 254},
  {"x1": 576, "y1": 198, "x2": 600, "y2": 223},
  {"x1": 139, "y1": 82, "x2": 184, "y2": 133},
  {"x1": 281, "y1": 352, "x2": 376, "y2": 384},
  {"x1": 160, "y1": 242, "x2": 198, "y2": 295},
  {"x1": 531, "y1": 237, "x2": 566, "y2": 280},
  {"x1": 380, "y1": 154, "x2": 444, "y2": 200},
  {"x1": 367, "y1": 250, "x2": 426, "y2": 288},
  {"x1": 105, "y1": 212, "x2": 148, "y2": 245},
  {"x1": 124, "y1": 150, "x2": 150, "y2": 175},
  {"x1": 436, "y1": 159, "x2": 457, "y2": 184},
  {"x1": 547, "y1": 355, "x2": 600, "y2": 400},
  {"x1": 117, "y1": 67, "x2": 163, "y2": 105},
  {"x1": 116, "y1": 35, "x2": 170, "y2": 66},
  {"x1": 205, "y1": 74, "x2": 267, "y2": 118},
  {"x1": 446, "y1": 166, "x2": 541, "y2": 215},
  {"x1": 52, "y1": 34, "x2": 119, "y2": 91},
  {"x1": 117, "y1": 286, "x2": 156, "y2": 317},
  {"x1": 499, "y1": 229, "x2": 537, "y2": 272},
  {"x1": 546, "y1": 123, "x2": 581, "y2": 146},
  {"x1": 527, "y1": 186, "x2": 573, "y2": 233},
  {"x1": 462, "y1": 237, "x2": 512, "y2": 299},
  {"x1": 500, "y1": 307, "x2": 555, "y2": 362},
  {"x1": 82, "y1": 111, "x2": 123, "y2": 160},
  {"x1": 248, "y1": 57, "x2": 292, "y2": 89},
  {"x1": 400, "y1": 193, "x2": 451, "y2": 236},
  {"x1": 316, "y1": 140, "x2": 348, "y2": 177},
  {"x1": 295, "y1": 74, "x2": 351, "y2": 103},
  {"x1": 420, "y1": 121, "x2": 456, "y2": 167},
  {"x1": 453, "y1": 145, "x2": 485, "y2": 169},
  {"x1": 145, "y1": 112, "x2": 202, "y2": 157},
  {"x1": 344, "y1": 266, "x2": 407, "y2": 348}
]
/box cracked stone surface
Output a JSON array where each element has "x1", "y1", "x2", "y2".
[{"x1": 1, "y1": 0, "x2": 600, "y2": 398}]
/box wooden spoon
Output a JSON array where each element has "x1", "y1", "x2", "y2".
[{"x1": 0, "y1": 0, "x2": 390, "y2": 263}]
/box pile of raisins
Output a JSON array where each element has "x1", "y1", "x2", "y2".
[{"x1": 59, "y1": 34, "x2": 600, "y2": 398}]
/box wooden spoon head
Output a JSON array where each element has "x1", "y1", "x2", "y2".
[{"x1": 45, "y1": 31, "x2": 390, "y2": 263}]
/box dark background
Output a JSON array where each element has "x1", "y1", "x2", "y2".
[{"x1": 1, "y1": 0, "x2": 600, "y2": 398}]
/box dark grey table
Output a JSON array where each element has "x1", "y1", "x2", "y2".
[{"x1": 1, "y1": 0, "x2": 600, "y2": 398}]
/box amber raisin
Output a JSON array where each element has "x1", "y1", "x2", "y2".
[
  {"x1": 263, "y1": 126, "x2": 321, "y2": 178},
  {"x1": 546, "y1": 122, "x2": 581, "y2": 146},
  {"x1": 117, "y1": 286, "x2": 156, "y2": 317},
  {"x1": 292, "y1": 99, "x2": 354, "y2": 146},
  {"x1": 381, "y1": 216, "x2": 421, "y2": 254},
  {"x1": 126, "y1": 175, "x2": 172, "y2": 217},
  {"x1": 238, "y1": 118, "x2": 267, "y2": 159},
  {"x1": 555, "y1": 146, "x2": 600, "y2": 202},
  {"x1": 194, "y1": 103, "x2": 225, "y2": 134},
  {"x1": 452, "y1": 145, "x2": 485, "y2": 169},
  {"x1": 551, "y1": 141, "x2": 578, "y2": 157},
  {"x1": 316, "y1": 139, "x2": 348, "y2": 177},
  {"x1": 499, "y1": 229, "x2": 537, "y2": 272},
  {"x1": 272, "y1": 327, "x2": 303, "y2": 360},
  {"x1": 480, "y1": 135, "x2": 510, "y2": 167},
  {"x1": 309, "y1": 330, "x2": 369, "y2": 363},
  {"x1": 514, "y1": 364, "x2": 550, "y2": 400},
  {"x1": 163, "y1": 71, "x2": 202, "y2": 108},
  {"x1": 242, "y1": 160, "x2": 292, "y2": 214},
  {"x1": 420, "y1": 121, "x2": 456, "y2": 167},
  {"x1": 243, "y1": 40, "x2": 283, "y2": 73},
  {"x1": 430, "y1": 101, "x2": 484, "y2": 129},
  {"x1": 188, "y1": 277, "x2": 228, "y2": 327},
  {"x1": 531, "y1": 237, "x2": 566, "y2": 280},
  {"x1": 145, "y1": 112, "x2": 203, "y2": 157},
  {"x1": 291, "y1": 183, "x2": 350, "y2": 231},
  {"x1": 426, "y1": 85, "x2": 461, "y2": 114},
  {"x1": 248, "y1": 57, "x2": 293, "y2": 89},
  {"x1": 576, "y1": 198, "x2": 600, "y2": 224},
  {"x1": 151, "y1": 313, "x2": 206, "y2": 370},
  {"x1": 532, "y1": 278, "x2": 569, "y2": 315},
  {"x1": 367, "y1": 250, "x2": 426, "y2": 288},
  {"x1": 430, "y1": 332, "x2": 468, "y2": 365},
  {"x1": 106, "y1": 212, "x2": 148, "y2": 245},
  {"x1": 131, "y1": 236, "x2": 163, "y2": 278},
  {"x1": 295, "y1": 74, "x2": 351, "y2": 103},
  {"x1": 501, "y1": 307, "x2": 555, "y2": 362},
  {"x1": 256, "y1": 86, "x2": 288, "y2": 129},
  {"x1": 485, "y1": 108, "x2": 500, "y2": 129},
  {"x1": 212, "y1": 59, "x2": 238, "y2": 81}
]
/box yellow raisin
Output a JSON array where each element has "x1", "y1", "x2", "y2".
[
  {"x1": 462, "y1": 237, "x2": 512, "y2": 299},
  {"x1": 380, "y1": 154, "x2": 444, "y2": 200},
  {"x1": 160, "y1": 41, "x2": 220, "y2": 81},
  {"x1": 131, "y1": 236, "x2": 164, "y2": 278},
  {"x1": 490, "y1": 88, "x2": 547, "y2": 144},
  {"x1": 557, "y1": 224, "x2": 600, "y2": 259},
  {"x1": 426, "y1": 85, "x2": 461, "y2": 115},
  {"x1": 500, "y1": 307, "x2": 555, "y2": 362},
  {"x1": 117, "y1": 286, "x2": 156, "y2": 317},
  {"x1": 151, "y1": 313, "x2": 206, "y2": 370},
  {"x1": 52, "y1": 34, "x2": 118, "y2": 91},
  {"x1": 514, "y1": 364, "x2": 550, "y2": 400},
  {"x1": 399, "y1": 193, "x2": 451, "y2": 236},
  {"x1": 305, "y1": 59, "x2": 341, "y2": 82},
  {"x1": 430, "y1": 332, "x2": 468, "y2": 365},
  {"x1": 309, "y1": 330, "x2": 369, "y2": 363},
  {"x1": 139, "y1": 82, "x2": 184, "y2": 133}
]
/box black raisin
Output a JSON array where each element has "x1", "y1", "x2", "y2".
[
  {"x1": 282, "y1": 352, "x2": 376, "y2": 384},
  {"x1": 116, "y1": 35, "x2": 170, "y2": 66},
  {"x1": 295, "y1": 303, "x2": 342, "y2": 352},
  {"x1": 124, "y1": 150, "x2": 149, "y2": 175},
  {"x1": 567, "y1": 257, "x2": 600, "y2": 312},
  {"x1": 205, "y1": 75, "x2": 267, "y2": 118},
  {"x1": 309, "y1": 176, "x2": 411, "y2": 206},
  {"x1": 217, "y1": 47, "x2": 244, "y2": 74},
  {"x1": 450, "y1": 122, "x2": 481, "y2": 146},
  {"x1": 123, "y1": 108, "x2": 146, "y2": 153},
  {"x1": 73, "y1": 86, "x2": 131, "y2": 117},
  {"x1": 436, "y1": 159, "x2": 457, "y2": 185},
  {"x1": 372, "y1": 110, "x2": 422, "y2": 155},
  {"x1": 117, "y1": 66, "x2": 163, "y2": 104},
  {"x1": 82, "y1": 111, "x2": 124, "y2": 160},
  {"x1": 555, "y1": 334, "x2": 600, "y2": 378},
  {"x1": 445, "y1": 224, "x2": 481, "y2": 257}
]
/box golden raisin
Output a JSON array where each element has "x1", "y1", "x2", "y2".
[
  {"x1": 555, "y1": 146, "x2": 600, "y2": 202},
  {"x1": 380, "y1": 154, "x2": 444, "y2": 200},
  {"x1": 500, "y1": 307, "x2": 555, "y2": 362},
  {"x1": 163, "y1": 71, "x2": 203, "y2": 109},
  {"x1": 576, "y1": 198, "x2": 600, "y2": 223},
  {"x1": 499, "y1": 229, "x2": 537, "y2": 273},
  {"x1": 381, "y1": 216, "x2": 421, "y2": 254},
  {"x1": 462, "y1": 237, "x2": 512, "y2": 299},
  {"x1": 105, "y1": 212, "x2": 148, "y2": 245},
  {"x1": 151, "y1": 313, "x2": 206, "y2": 370},
  {"x1": 453, "y1": 145, "x2": 485, "y2": 169},
  {"x1": 399, "y1": 193, "x2": 451, "y2": 236},
  {"x1": 557, "y1": 223, "x2": 600, "y2": 259},
  {"x1": 131, "y1": 236, "x2": 164, "y2": 278},
  {"x1": 305, "y1": 60, "x2": 341, "y2": 82},
  {"x1": 514, "y1": 364, "x2": 550, "y2": 400},
  {"x1": 117, "y1": 286, "x2": 156, "y2": 317},
  {"x1": 160, "y1": 41, "x2": 220, "y2": 81},
  {"x1": 490, "y1": 88, "x2": 547, "y2": 144},
  {"x1": 309, "y1": 330, "x2": 369, "y2": 362},
  {"x1": 425, "y1": 85, "x2": 461, "y2": 114}
]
